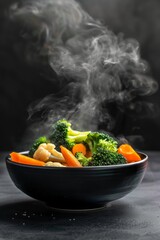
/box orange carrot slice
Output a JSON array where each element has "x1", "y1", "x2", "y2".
[
  {"x1": 118, "y1": 144, "x2": 141, "y2": 163},
  {"x1": 72, "y1": 143, "x2": 87, "y2": 156},
  {"x1": 60, "y1": 146, "x2": 82, "y2": 167},
  {"x1": 10, "y1": 152, "x2": 45, "y2": 166}
]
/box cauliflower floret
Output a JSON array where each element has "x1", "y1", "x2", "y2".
[
  {"x1": 45, "y1": 143, "x2": 64, "y2": 159},
  {"x1": 33, "y1": 143, "x2": 65, "y2": 163},
  {"x1": 33, "y1": 145, "x2": 51, "y2": 162},
  {"x1": 45, "y1": 161, "x2": 66, "y2": 167}
]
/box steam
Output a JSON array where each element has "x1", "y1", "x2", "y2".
[{"x1": 9, "y1": 0, "x2": 158, "y2": 135}]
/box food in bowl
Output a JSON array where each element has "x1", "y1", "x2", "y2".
[{"x1": 10, "y1": 119, "x2": 142, "y2": 167}]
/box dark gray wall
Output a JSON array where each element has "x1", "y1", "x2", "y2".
[{"x1": 0, "y1": 0, "x2": 160, "y2": 150}]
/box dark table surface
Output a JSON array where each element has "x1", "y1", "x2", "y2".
[{"x1": 0, "y1": 151, "x2": 160, "y2": 240}]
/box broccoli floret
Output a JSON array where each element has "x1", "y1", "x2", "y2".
[
  {"x1": 97, "y1": 139, "x2": 117, "y2": 152},
  {"x1": 49, "y1": 119, "x2": 90, "y2": 150},
  {"x1": 75, "y1": 152, "x2": 92, "y2": 166},
  {"x1": 85, "y1": 132, "x2": 118, "y2": 153},
  {"x1": 29, "y1": 136, "x2": 49, "y2": 157},
  {"x1": 89, "y1": 147, "x2": 126, "y2": 166}
]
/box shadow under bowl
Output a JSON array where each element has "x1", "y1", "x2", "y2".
[{"x1": 6, "y1": 152, "x2": 148, "y2": 211}]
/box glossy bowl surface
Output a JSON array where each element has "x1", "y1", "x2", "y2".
[{"x1": 6, "y1": 151, "x2": 148, "y2": 211}]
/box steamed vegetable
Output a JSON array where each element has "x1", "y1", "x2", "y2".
[
  {"x1": 10, "y1": 152, "x2": 45, "y2": 166},
  {"x1": 89, "y1": 147, "x2": 126, "y2": 166},
  {"x1": 49, "y1": 119, "x2": 90, "y2": 150},
  {"x1": 75, "y1": 152, "x2": 92, "y2": 166},
  {"x1": 84, "y1": 132, "x2": 118, "y2": 154},
  {"x1": 72, "y1": 143, "x2": 87, "y2": 156},
  {"x1": 60, "y1": 145, "x2": 82, "y2": 167},
  {"x1": 32, "y1": 143, "x2": 65, "y2": 164},
  {"x1": 118, "y1": 144, "x2": 141, "y2": 163},
  {"x1": 29, "y1": 136, "x2": 49, "y2": 157}
]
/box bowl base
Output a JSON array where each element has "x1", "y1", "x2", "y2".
[{"x1": 46, "y1": 201, "x2": 107, "y2": 213}]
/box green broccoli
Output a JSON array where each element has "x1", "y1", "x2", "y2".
[
  {"x1": 49, "y1": 119, "x2": 90, "y2": 150},
  {"x1": 85, "y1": 132, "x2": 118, "y2": 154},
  {"x1": 75, "y1": 152, "x2": 92, "y2": 166},
  {"x1": 97, "y1": 139, "x2": 117, "y2": 152},
  {"x1": 29, "y1": 136, "x2": 49, "y2": 157},
  {"x1": 89, "y1": 147, "x2": 127, "y2": 166}
]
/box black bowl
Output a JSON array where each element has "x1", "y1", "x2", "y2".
[{"x1": 6, "y1": 151, "x2": 148, "y2": 211}]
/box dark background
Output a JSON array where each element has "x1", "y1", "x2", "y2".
[{"x1": 0, "y1": 0, "x2": 160, "y2": 151}]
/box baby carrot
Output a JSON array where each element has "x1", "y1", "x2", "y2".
[
  {"x1": 60, "y1": 146, "x2": 82, "y2": 167},
  {"x1": 72, "y1": 143, "x2": 87, "y2": 156},
  {"x1": 118, "y1": 144, "x2": 141, "y2": 163},
  {"x1": 10, "y1": 152, "x2": 45, "y2": 166}
]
